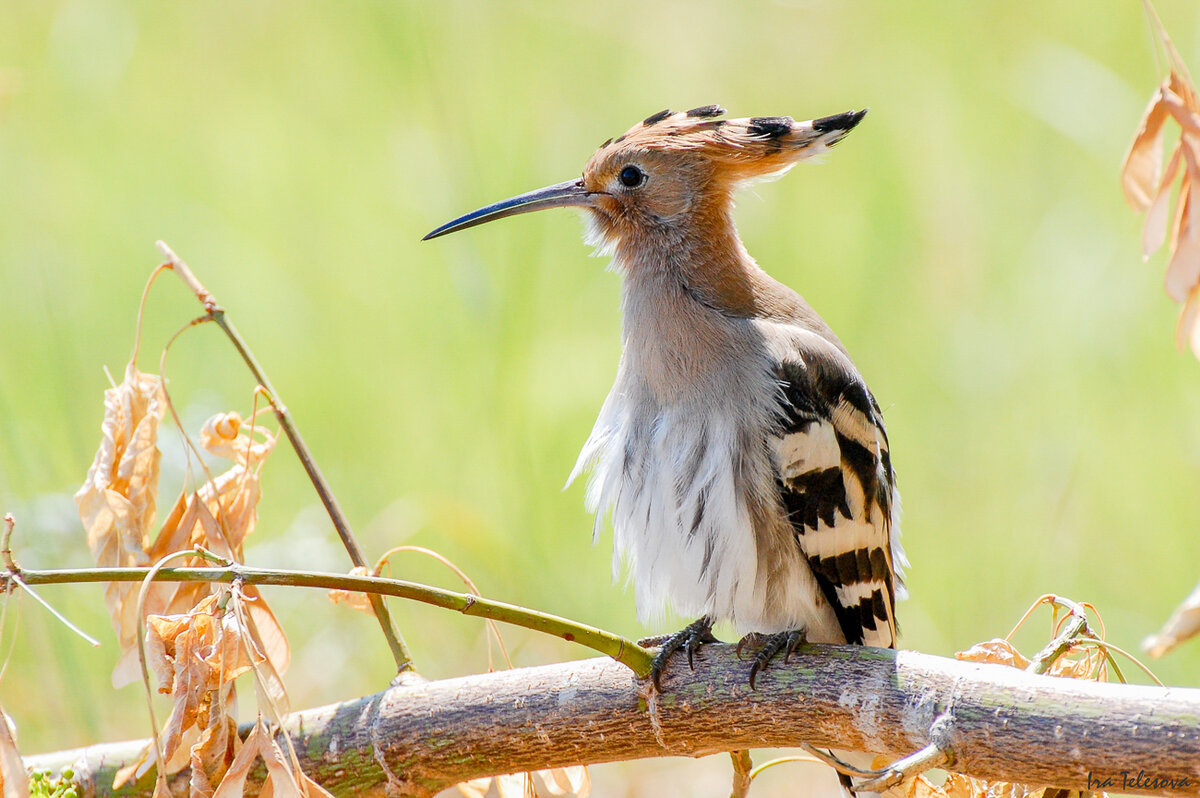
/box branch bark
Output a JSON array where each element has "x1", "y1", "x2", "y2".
[{"x1": 25, "y1": 645, "x2": 1200, "y2": 797}]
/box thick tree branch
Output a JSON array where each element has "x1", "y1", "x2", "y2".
[{"x1": 25, "y1": 645, "x2": 1200, "y2": 797}]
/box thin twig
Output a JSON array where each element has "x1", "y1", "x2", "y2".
[
  {"x1": 130, "y1": 262, "x2": 172, "y2": 368},
  {"x1": 729, "y1": 749, "x2": 752, "y2": 798},
  {"x1": 376, "y1": 545, "x2": 512, "y2": 671},
  {"x1": 1, "y1": 514, "x2": 15, "y2": 572},
  {"x1": 5, "y1": 563, "x2": 656, "y2": 676},
  {"x1": 1074, "y1": 637, "x2": 1164, "y2": 686},
  {"x1": 1010, "y1": 594, "x2": 1096, "y2": 677},
  {"x1": 853, "y1": 741, "x2": 953, "y2": 793},
  {"x1": 798, "y1": 744, "x2": 878, "y2": 778},
  {"x1": 1028, "y1": 611, "x2": 1089, "y2": 676},
  {"x1": 0, "y1": 578, "x2": 21, "y2": 684},
  {"x1": 746, "y1": 755, "x2": 823, "y2": 781},
  {"x1": 155, "y1": 240, "x2": 414, "y2": 674},
  {"x1": 8, "y1": 574, "x2": 100, "y2": 647}
]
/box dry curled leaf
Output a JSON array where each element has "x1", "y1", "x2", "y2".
[
  {"x1": 1120, "y1": 9, "x2": 1200, "y2": 358},
  {"x1": 134, "y1": 587, "x2": 292, "y2": 791},
  {"x1": 1144, "y1": 576, "x2": 1200, "y2": 658},
  {"x1": 75, "y1": 364, "x2": 167, "y2": 668},
  {"x1": 76, "y1": 349, "x2": 298, "y2": 791},
  {"x1": 231, "y1": 587, "x2": 291, "y2": 723},
  {"x1": 189, "y1": 714, "x2": 238, "y2": 797},
  {"x1": 78, "y1": 379, "x2": 284, "y2": 689},
  {"x1": 145, "y1": 592, "x2": 250, "y2": 769},
  {"x1": 114, "y1": 407, "x2": 282, "y2": 688},
  {"x1": 0, "y1": 707, "x2": 27, "y2": 798},
  {"x1": 212, "y1": 716, "x2": 332, "y2": 798},
  {"x1": 954, "y1": 639, "x2": 1030, "y2": 670},
  {"x1": 903, "y1": 771, "x2": 1085, "y2": 798},
  {"x1": 540, "y1": 766, "x2": 589, "y2": 798},
  {"x1": 327, "y1": 566, "x2": 375, "y2": 614},
  {"x1": 199, "y1": 411, "x2": 275, "y2": 464},
  {"x1": 456, "y1": 777, "x2": 493, "y2": 798},
  {"x1": 1044, "y1": 645, "x2": 1103, "y2": 681},
  {"x1": 461, "y1": 768, "x2": 590, "y2": 798}
]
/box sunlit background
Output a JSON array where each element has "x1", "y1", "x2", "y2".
[{"x1": 3, "y1": 1, "x2": 1200, "y2": 795}]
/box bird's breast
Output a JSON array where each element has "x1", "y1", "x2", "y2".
[{"x1": 618, "y1": 274, "x2": 770, "y2": 405}]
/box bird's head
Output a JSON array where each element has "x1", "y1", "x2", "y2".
[{"x1": 423, "y1": 106, "x2": 866, "y2": 248}]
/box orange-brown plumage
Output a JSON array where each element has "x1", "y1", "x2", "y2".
[{"x1": 578, "y1": 107, "x2": 867, "y2": 330}]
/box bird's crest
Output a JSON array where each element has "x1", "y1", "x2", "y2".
[{"x1": 588, "y1": 105, "x2": 867, "y2": 183}]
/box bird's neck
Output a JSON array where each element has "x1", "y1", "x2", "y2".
[
  {"x1": 608, "y1": 204, "x2": 776, "y2": 399},
  {"x1": 613, "y1": 201, "x2": 802, "y2": 322}
]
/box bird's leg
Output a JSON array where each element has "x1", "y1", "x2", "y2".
[
  {"x1": 647, "y1": 616, "x2": 718, "y2": 689},
  {"x1": 737, "y1": 628, "x2": 806, "y2": 689}
]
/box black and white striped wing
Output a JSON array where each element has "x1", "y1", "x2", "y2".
[{"x1": 773, "y1": 339, "x2": 901, "y2": 648}]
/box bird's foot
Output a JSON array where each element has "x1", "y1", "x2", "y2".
[
  {"x1": 647, "y1": 616, "x2": 718, "y2": 689},
  {"x1": 736, "y1": 628, "x2": 806, "y2": 689}
]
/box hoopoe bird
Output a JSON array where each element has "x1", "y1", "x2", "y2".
[{"x1": 426, "y1": 105, "x2": 906, "y2": 759}]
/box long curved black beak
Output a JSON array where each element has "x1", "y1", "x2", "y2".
[{"x1": 423, "y1": 178, "x2": 593, "y2": 241}]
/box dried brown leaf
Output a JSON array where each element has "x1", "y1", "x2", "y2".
[
  {"x1": 327, "y1": 566, "x2": 375, "y2": 614},
  {"x1": 299, "y1": 773, "x2": 336, "y2": 798},
  {"x1": 200, "y1": 449, "x2": 273, "y2": 557},
  {"x1": 954, "y1": 639, "x2": 1030, "y2": 670},
  {"x1": 540, "y1": 771, "x2": 569, "y2": 796},
  {"x1": 212, "y1": 717, "x2": 314, "y2": 798},
  {"x1": 212, "y1": 717, "x2": 269, "y2": 798},
  {"x1": 1165, "y1": 182, "x2": 1200, "y2": 302},
  {"x1": 257, "y1": 720, "x2": 304, "y2": 798},
  {"x1": 200, "y1": 411, "x2": 276, "y2": 464},
  {"x1": 147, "y1": 411, "x2": 275, "y2": 566},
  {"x1": 232, "y1": 589, "x2": 290, "y2": 723},
  {"x1": 1123, "y1": 56, "x2": 1200, "y2": 362},
  {"x1": 190, "y1": 714, "x2": 238, "y2": 798},
  {"x1": 1144, "y1": 576, "x2": 1200, "y2": 657},
  {"x1": 151, "y1": 776, "x2": 173, "y2": 798},
  {"x1": 456, "y1": 777, "x2": 493, "y2": 798},
  {"x1": 1046, "y1": 646, "x2": 1101, "y2": 680},
  {"x1": 899, "y1": 773, "x2": 947, "y2": 798},
  {"x1": 539, "y1": 766, "x2": 589, "y2": 798},
  {"x1": 1144, "y1": 142, "x2": 1182, "y2": 257},
  {"x1": 75, "y1": 365, "x2": 167, "y2": 665},
  {"x1": 0, "y1": 708, "x2": 26, "y2": 798},
  {"x1": 112, "y1": 744, "x2": 151, "y2": 790},
  {"x1": 1122, "y1": 84, "x2": 1170, "y2": 211},
  {"x1": 108, "y1": 405, "x2": 277, "y2": 686},
  {"x1": 144, "y1": 591, "x2": 252, "y2": 773},
  {"x1": 1162, "y1": 83, "x2": 1200, "y2": 136},
  {"x1": 242, "y1": 585, "x2": 290, "y2": 676},
  {"x1": 496, "y1": 773, "x2": 533, "y2": 798},
  {"x1": 1179, "y1": 284, "x2": 1200, "y2": 358}
]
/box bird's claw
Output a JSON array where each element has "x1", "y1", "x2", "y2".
[
  {"x1": 740, "y1": 628, "x2": 806, "y2": 689},
  {"x1": 648, "y1": 617, "x2": 718, "y2": 689}
]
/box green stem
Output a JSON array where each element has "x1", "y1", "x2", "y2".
[
  {"x1": 7, "y1": 564, "x2": 655, "y2": 677},
  {"x1": 155, "y1": 241, "x2": 413, "y2": 674}
]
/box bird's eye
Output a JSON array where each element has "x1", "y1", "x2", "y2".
[{"x1": 619, "y1": 165, "x2": 645, "y2": 188}]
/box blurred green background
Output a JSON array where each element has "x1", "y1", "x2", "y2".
[{"x1": 3, "y1": 0, "x2": 1200, "y2": 794}]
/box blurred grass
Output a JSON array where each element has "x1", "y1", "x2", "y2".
[{"x1": 3, "y1": 0, "x2": 1200, "y2": 792}]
